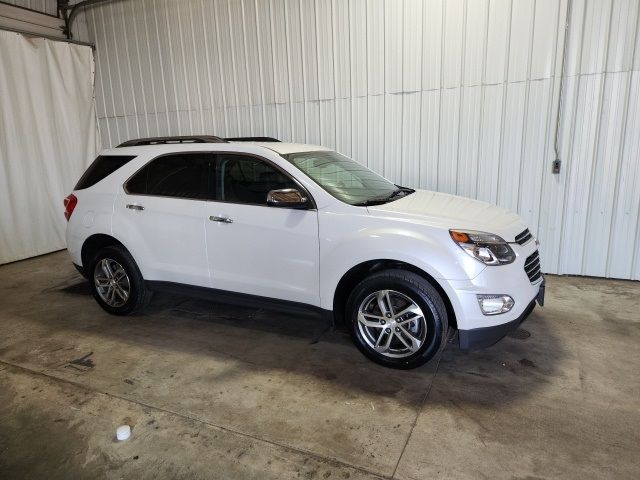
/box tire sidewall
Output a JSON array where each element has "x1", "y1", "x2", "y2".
[
  {"x1": 88, "y1": 246, "x2": 143, "y2": 315},
  {"x1": 347, "y1": 272, "x2": 446, "y2": 369}
]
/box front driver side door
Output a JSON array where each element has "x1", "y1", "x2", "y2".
[{"x1": 204, "y1": 153, "x2": 320, "y2": 306}]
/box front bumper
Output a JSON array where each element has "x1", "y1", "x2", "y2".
[
  {"x1": 458, "y1": 299, "x2": 535, "y2": 350},
  {"x1": 73, "y1": 263, "x2": 88, "y2": 279},
  {"x1": 440, "y1": 236, "x2": 542, "y2": 328},
  {"x1": 458, "y1": 278, "x2": 544, "y2": 350}
]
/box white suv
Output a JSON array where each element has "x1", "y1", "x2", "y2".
[{"x1": 65, "y1": 136, "x2": 544, "y2": 369}]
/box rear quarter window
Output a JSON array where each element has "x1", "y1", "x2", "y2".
[{"x1": 74, "y1": 155, "x2": 136, "y2": 190}]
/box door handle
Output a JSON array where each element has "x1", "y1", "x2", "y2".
[
  {"x1": 126, "y1": 204, "x2": 145, "y2": 211},
  {"x1": 209, "y1": 215, "x2": 233, "y2": 224}
]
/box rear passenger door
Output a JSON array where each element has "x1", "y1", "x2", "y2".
[
  {"x1": 204, "y1": 153, "x2": 320, "y2": 306},
  {"x1": 112, "y1": 152, "x2": 212, "y2": 287}
]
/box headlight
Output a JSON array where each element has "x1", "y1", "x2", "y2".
[{"x1": 450, "y1": 230, "x2": 516, "y2": 265}]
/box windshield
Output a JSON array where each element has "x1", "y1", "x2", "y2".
[{"x1": 285, "y1": 150, "x2": 412, "y2": 205}]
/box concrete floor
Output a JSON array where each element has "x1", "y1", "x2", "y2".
[{"x1": 0, "y1": 252, "x2": 638, "y2": 479}]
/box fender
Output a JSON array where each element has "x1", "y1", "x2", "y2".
[
  {"x1": 79, "y1": 232, "x2": 136, "y2": 268},
  {"x1": 318, "y1": 216, "x2": 484, "y2": 315},
  {"x1": 65, "y1": 184, "x2": 119, "y2": 266}
]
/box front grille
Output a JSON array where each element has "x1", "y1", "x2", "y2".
[
  {"x1": 524, "y1": 250, "x2": 542, "y2": 283},
  {"x1": 515, "y1": 228, "x2": 533, "y2": 245}
]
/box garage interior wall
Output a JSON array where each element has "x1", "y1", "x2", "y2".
[
  {"x1": 2, "y1": 0, "x2": 58, "y2": 17},
  {"x1": 0, "y1": 30, "x2": 99, "y2": 264},
  {"x1": 75, "y1": 0, "x2": 640, "y2": 279}
]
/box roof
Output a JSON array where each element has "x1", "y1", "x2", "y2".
[
  {"x1": 230, "y1": 142, "x2": 332, "y2": 155},
  {"x1": 108, "y1": 141, "x2": 332, "y2": 156},
  {"x1": 117, "y1": 135, "x2": 226, "y2": 147},
  {"x1": 112, "y1": 135, "x2": 332, "y2": 156}
]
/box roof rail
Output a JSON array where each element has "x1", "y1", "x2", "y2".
[
  {"x1": 117, "y1": 135, "x2": 227, "y2": 147},
  {"x1": 225, "y1": 136, "x2": 280, "y2": 142}
]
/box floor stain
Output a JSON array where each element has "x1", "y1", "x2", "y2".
[
  {"x1": 518, "y1": 358, "x2": 536, "y2": 368},
  {"x1": 65, "y1": 352, "x2": 95, "y2": 373}
]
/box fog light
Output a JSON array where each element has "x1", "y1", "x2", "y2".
[{"x1": 476, "y1": 294, "x2": 514, "y2": 315}]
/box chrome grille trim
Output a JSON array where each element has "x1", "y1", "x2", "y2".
[
  {"x1": 524, "y1": 250, "x2": 542, "y2": 283},
  {"x1": 524, "y1": 256, "x2": 538, "y2": 269},
  {"x1": 527, "y1": 265, "x2": 541, "y2": 278},
  {"x1": 515, "y1": 228, "x2": 533, "y2": 245}
]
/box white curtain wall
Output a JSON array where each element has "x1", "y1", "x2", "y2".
[{"x1": 0, "y1": 30, "x2": 99, "y2": 264}]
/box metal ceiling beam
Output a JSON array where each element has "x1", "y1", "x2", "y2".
[
  {"x1": 0, "y1": 2, "x2": 64, "y2": 37},
  {"x1": 59, "y1": 0, "x2": 112, "y2": 39},
  {"x1": 0, "y1": 24, "x2": 94, "y2": 47}
]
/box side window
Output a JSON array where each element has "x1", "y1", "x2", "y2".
[
  {"x1": 126, "y1": 153, "x2": 211, "y2": 200},
  {"x1": 216, "y1": 154, "x2": 297, "y2": 205},
  {"x1": 75, "y1": 155, "x2": 136, "y2": 190}
]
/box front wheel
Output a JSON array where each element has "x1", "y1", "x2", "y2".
[{"x1": 346, "y1": 269, "x2": 448, "y2": 369}]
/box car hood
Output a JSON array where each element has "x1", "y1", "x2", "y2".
[{"x1": 367, "y1": 189, "x2": 527, "y2": 241}]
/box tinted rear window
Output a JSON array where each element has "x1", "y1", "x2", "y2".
[
  {"x1": 125, "y1": 153, "x2": 211, "y2": 200},
  {"x1": 75, "y1": 155, "x2": 136, "y2": 190}
]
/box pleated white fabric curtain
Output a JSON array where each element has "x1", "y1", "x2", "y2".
[{"x1": 0, "y1": 30, "x2": 99, "y2": 264}]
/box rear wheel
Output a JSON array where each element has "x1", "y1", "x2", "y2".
[
  {"x1": 346, "y1": 269, "x2": 448, "y2": 369},
  {"x1": 89, "y1": 245, "x2": 151, "y2": 315}
]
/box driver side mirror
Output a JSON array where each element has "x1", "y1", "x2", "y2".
[{"x1": 266, "y1": 188, "x2": 309, "y2": 209}]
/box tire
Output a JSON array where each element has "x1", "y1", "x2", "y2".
[
  {"x1": 88, "y1": 245, "x2": 152, "y2": 315},
  {"x1": 346, "y1": 269, "x2": 448, "y2": 369}
]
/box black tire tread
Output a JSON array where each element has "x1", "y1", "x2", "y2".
[
  {"x1": 347, "y1": 269, "x2": 449, "y2": 369},
  {"x1": 364, "y1": 269, "x2": 449, "y2": 353},
  {"x1": 89, "y1": 245, "x2": 152, "y2": 315}
]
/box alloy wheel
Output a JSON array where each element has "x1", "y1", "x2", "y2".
[
  {"x1": 357, "y1": 289, "x2": 428, "y2": 358},
  {"x1": 93, "y1": 258, "x2": 130, "y2": 308}
]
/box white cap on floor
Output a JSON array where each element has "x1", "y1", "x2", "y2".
[{"x1": 116, "y1": 425, "x2": 131, "y2": 441}]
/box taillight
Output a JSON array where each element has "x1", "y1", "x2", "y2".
[{"x1": 64, "y1": 194, "x2": 77, "y2": 221}]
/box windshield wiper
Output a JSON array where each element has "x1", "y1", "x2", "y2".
[
  {"x1": 353, "y1": 199, "x2": 391, "y2": 206},
  {"x1": 353, "y1": 186, "x2": 415, "y2": 206},
  {"x1": 384, "y1": 186, "x2": 415, "y2": 200}
]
